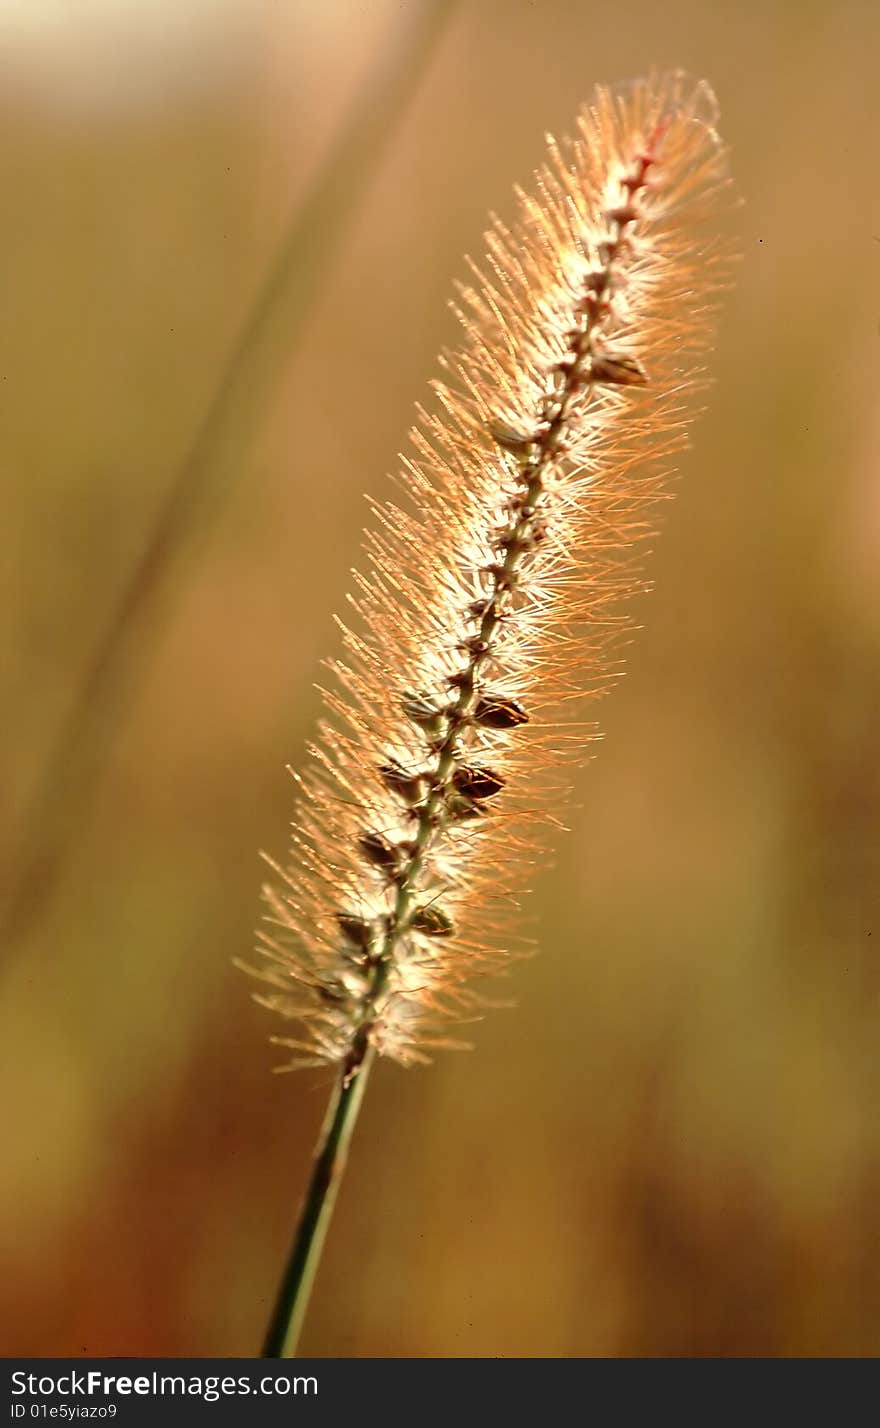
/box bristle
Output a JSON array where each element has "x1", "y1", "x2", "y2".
[{"x1": 246, "y1": 72, "x2": 735, "y2": 1073}]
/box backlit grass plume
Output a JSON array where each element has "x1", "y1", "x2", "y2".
[{"x1": 251, "y1": 72, "x2": 734, "y2": 1356}]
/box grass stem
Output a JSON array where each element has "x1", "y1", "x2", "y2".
[{"x1": 261, "y1": 1052, "x2": 373, "y2": 1357}]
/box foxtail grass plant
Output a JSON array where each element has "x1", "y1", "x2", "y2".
[{"x1": 248, "y1": 72, "x2": 735, "y2": 1357}]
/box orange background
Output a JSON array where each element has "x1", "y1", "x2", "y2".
[{"x1": 3, "y1": 0, "x2": 879, "y2": 1356}]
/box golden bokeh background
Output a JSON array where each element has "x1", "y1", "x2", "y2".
[{"x1": 3, "y1": 0, "x2": 879, "y2": 1356}]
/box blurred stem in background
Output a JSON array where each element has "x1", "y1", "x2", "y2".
[
  {"x1": 1, "y1": 0, "x2": 458, "y2": 955},
  {"x1": 261, "y1": 1053, "x2": 373, "y2": 1357}
]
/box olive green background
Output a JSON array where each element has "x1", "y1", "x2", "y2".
[{"x1": 3, "y1": 0, "x2": 879, "y2": 1356}]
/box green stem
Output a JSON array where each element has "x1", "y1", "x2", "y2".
[{"x1": 261, "y1": 1051, "x2": 373, "y2": 1357}]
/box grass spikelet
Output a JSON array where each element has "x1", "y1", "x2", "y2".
[
  {"x1": 249, "y1": 72, "x2": 734, "y2": 1082},
  {"x1": 250, "y1": 71, "x2": 736, "y2": 1355}
]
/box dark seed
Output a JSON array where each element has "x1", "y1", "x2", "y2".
[
  {"x1": 552, "y1": 353, "x2": 578, "y2": 374},
  {"x1": 401, "y1": 690, "x2": 447, "y2": 729},
  {"x1": 473, "y1": 694, "x2": 529, "y2": 729},
  {"x1": 452, "y1": 765, "x2": 505, "y2": 801},
  {"x1": 336, "y1": 913, "x2": 372, "y2": 949},
  {"x1": 583, "y1": 268, "x2": 609, "y2": 293},
  {"x1": 358, "y1": 831, "x2": 400, "y2": 872},
  {"x1": 379, "y1": 761, "x2": 427, "y2": 804},
  {"x1": 411, "y1": 904, "x2": 455, "y2": 937},
  {"x1": 447, "y1": 667, "x2": 475, "y2": 693},
  {"x1": 480, "y1": 561, "x2": 509, "y2": 583},
  {"x1": 604, "y1": 202, "x2": 637, "y2": 225},
  {"x1": 318, "y1": 981, "x2": 350, "y2": 1006},
  {"x1": 590, "y1": 352, "x2": 648, "y2": 387}
]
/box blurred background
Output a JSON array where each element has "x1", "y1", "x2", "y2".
[{"x1": 2, "y1": 0, "x2": 879, "y2": 1357}]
